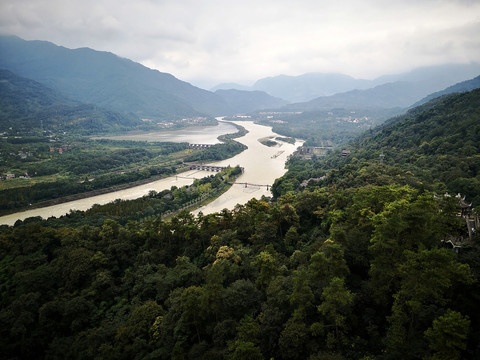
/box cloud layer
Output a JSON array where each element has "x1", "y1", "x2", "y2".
[{"x1": 1, "y1": 0, "x2": 479, "y2": 88}]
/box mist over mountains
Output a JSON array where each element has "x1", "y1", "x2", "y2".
[
  {"x1": 1, "y1": 35, "x2": 479, "y2": 124},
  {"x1": 0, "y1": 35, "x2": 230, "y2": 119},
  {"x1": 213, "y1": 64, "x2": 480, "y2": 105}
]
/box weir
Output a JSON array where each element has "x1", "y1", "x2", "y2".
[
  {"x1": 188, "y1": 163, "x2": 244, "y2": 173},
  {"x1": 188, "y1": 143, "x2": 214, "y2": 148}
]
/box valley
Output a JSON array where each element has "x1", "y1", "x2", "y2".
[
  {"x1": 0, "y1": 120, "x2": 301, "y2": 225},
  {"x1": 1, "y1": 33, "x2": 480, "y2": 360}
]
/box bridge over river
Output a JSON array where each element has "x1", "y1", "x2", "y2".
[
  {"x1": 188, "y1": 163, "x2": 244, "y2": 173},
  {"x1": 231, "y1": 182, "x2": 271, "y2": 190}
]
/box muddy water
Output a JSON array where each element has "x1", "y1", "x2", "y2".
[
  {"x1": 193, "y1": 121, "x2": 302, "y2": 215},
  {"x1": 0, "y1": 120, "x2": 301, "y2": 225}
]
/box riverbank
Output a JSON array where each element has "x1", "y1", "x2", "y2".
[
  {"x1": 0, "y1": 122, "x2": 249, "y2": 217},
  {"x1": 193, "y1": 121, "x2": 303, "y2": 215},
  {"x1": 0, "y1": 121, "x2": 301, "y2": 226},
  {"x1": 3, "y1": 165, "x2": 191, "y2": 215}
]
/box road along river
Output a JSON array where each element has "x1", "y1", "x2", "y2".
[{"x1": 0, "y1": 121, "x2": 302, "y2": 225}]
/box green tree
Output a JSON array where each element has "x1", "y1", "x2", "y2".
[
  {"x1": 253, "y1": 249, "x2": 278, "y2": 290},
  {"x1": 317, "y1": 277, "x2": 354, "y2": 341},
  {"x1": 226, "y1": 340, "x2": 264, "y2": 360},
  {"x1": 424, "y1": 310, "x2": 470, "y2": 360},
  {"x1": 385, "y1": 249, "x2": 474, "y2": 358}
]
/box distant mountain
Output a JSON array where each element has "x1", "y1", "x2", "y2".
[
  {"x1": 210, "y1": 83, "x2": 253, "y2": 92},
  {"x1": 282, "y1": 65, "x2": 480, "y2": 111},
  {"x1": 214, "y1": 89, "x2": 287, "y2": 114},
  {"x1": 375, "y1": 63, "x2": 480, "y2": 85},
  {"x1": 285, "y1": 81, "x2": 430, "y2": 110},
  {"x1": 0, "y1": 69, "x2": 141, "y2": 133},
  {"x1": 249, "y1": 64, "x2": 480, "y2": 103},
  {"x1": 413, "y1": 75, "x2": 480, "y2": 106},
  {"x1": 0, "y1": 35, "x2": 230, "y2": 119},
  {"x1": 252, "y1": 73, "x2": 373, "y2": 102}
]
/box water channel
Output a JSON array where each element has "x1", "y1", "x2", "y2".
[
  {"x1": 96, "y1": 121, "x2": 238, "y2": 144},
  {"x1": 0, "y1": 120, "x2": 302, "y2": 226}
]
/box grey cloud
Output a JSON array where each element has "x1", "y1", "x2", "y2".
[{"x1": 0, "y1": 0, "x2": 479, "y2": 85}]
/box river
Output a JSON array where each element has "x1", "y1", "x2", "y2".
[
  {"x1": 0, "y1": 121, "x2": 302, "y2": 226},
  {"x1": 193, "y1": 121, "x2": 302, "y2": 215},
  {"x1": 96, "y1": 121, "x2": 238, "y2": 144}
]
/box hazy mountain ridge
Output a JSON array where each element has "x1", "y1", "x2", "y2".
[
  {"x1": 210, "y1": 82, "x2": 253, "y2": 92},
  {"x1": 279, "y1": 66, "x2": 480, "y2": 111},
  {"x1": 285, "y1": 81, "x2": 428, "y2": 110},
  {"x1": 413, "y1": 75, "x2": 480, "y2": 107},
  {"x1": 252, "y1": 73, "x2": 374, "y2": 102},
  {"x1": 214, "y1": 89, "x2": 288, "y2": 114},
  {"x1": 215, "y1": 63, "x2": 480, "y2": 105},
  {"x1": 1, "y1": 35, "x2": 479, "y2": 125}
]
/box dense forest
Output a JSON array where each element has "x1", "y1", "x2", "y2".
[
  {"x1": 273, "y1": 89, "x2": 480, "y2": 205},
  {"x1": 1, "y1": 90, "x2": 480, "y2": 359},
  {"x1": 0, "y1": 69, "x2": 142, "y2": 134}
]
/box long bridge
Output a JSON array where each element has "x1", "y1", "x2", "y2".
[
  {"x1": 230, "y1": 182, "x2": 271, "y2": 190},
  {"x1": 188, "y1": 143, "x2": 214, "y2": 149},
  {"x1": 188, "y1": 163, "x2": 244, "y2": 173}
]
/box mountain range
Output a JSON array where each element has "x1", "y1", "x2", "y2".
[
  {"x1": 213, "y1": 64, "x2": 480, "y2": 104},
  {"x1": 214, "y1": 89, "x2": 287, "y2": 114},
  {"x1": 413, "y1": 75, "x2": 480, "y2": 106},
  {"x1": 0, "y1": 35, "x2": 229, "y2": 119},
  {"x1": 1, "y1": 35, "x2": 480, "y2": 125}
]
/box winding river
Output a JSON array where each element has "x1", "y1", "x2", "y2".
[{"x1": 0, "y1": 121, "x2": 302, "y2": 226}]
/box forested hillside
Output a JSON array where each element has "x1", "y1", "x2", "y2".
[
  {"x1": 1, "y1": 90, "x2": 479, "y2": 359},
  {"x1": 274, "y1": 89, "x2": 480, "y2": 205},
  {"x1": 0, "y1": 69, "x2": 142, "y2": 133}
]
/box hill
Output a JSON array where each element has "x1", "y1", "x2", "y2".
[
  {"x1": 286, "y1": 69, "x2": 480, "y2": 111},
  {"x1": 214, "y1": 89, "x2": 288, "y2": 114},
  {"x1": 250, "y1": 64, "x2": 480, "y2": 104},
  {"x1": 1, "y1": 88, "x2": 480, "y2": 360},
  {"x1": 252, "y1": 72, "x2": 372, "y2": 102},
  {"x1": 274, "y1": 88, "x2": 480, "y2": 205},
  {"x1": 285, "y1": 81, "x2": 422, "y2": 109},
  {"x1": 0, "y1": 69, "x2": 141, "y2": 133},
  {"x1": 210, "y1": 82, "x2": 252, "y2": 92},
  {"x1": 0, "y1": 35, "x2": 230, "y2": 119}
]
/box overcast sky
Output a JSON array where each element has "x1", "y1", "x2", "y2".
[{"x1": 1, "y1": 0, "x2": 479, "y2": 88}]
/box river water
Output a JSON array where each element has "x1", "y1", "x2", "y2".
[
  {"x1": 0, "y1": 121, "x2": 301, "y2": 225},
  {"x1": 96, "y1": 121, "x2": 238, "y2": 144},
  {"x1": 193, "y1": 121, "x2": 302, "y2": 215}
]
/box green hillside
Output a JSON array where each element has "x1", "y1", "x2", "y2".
[
  {"x1": 0, "y1": 69, "x2": 141, "y2": 134},
  {"x1": 348, "y1": 89, "x2": 480, "y2": 203},
  {"x1": 275, "y1": 89, "x2": 480, "y2": 205},
  {"x1": 1, "y1": 87, "x2": 479, "y2": 359}
]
